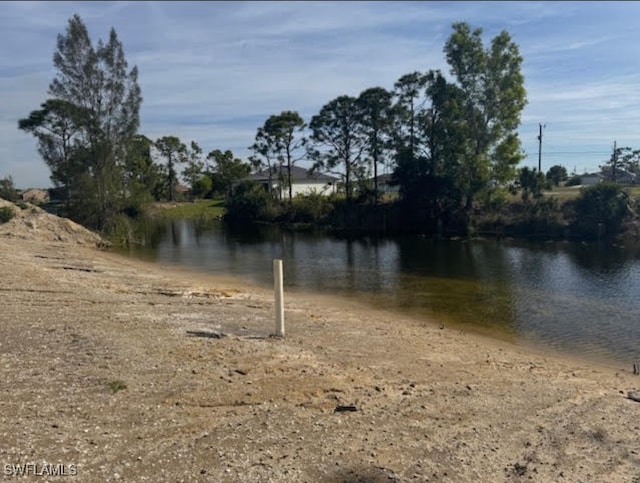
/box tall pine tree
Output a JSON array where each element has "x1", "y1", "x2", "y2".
[{"x1": 19, "y1": 14, "x2": 142, "y2": 230}]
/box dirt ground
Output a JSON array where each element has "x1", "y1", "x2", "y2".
[{"x1": 1, "y1": 199, "x2": 640, "y2": 482}]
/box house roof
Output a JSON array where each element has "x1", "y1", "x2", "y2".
[
  {"x1": 375, "y1": 173, "x2": 396, "y2": 185},
  {"x1": 583, "y1": 170, "x2": 637, "y2": 180},
  {"x1": 249, "y1": 165, "x2": 338, "y2": 184}
]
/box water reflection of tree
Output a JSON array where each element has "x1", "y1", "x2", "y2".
[
  {"x1": 192, "y1": 217, "x2": 220, "y2": 243},
  {"x1": 223, "y1": 222, "x2": 283, "y2": 245},
  {"x1": 565, "y1": 242, "x2": 633, "y2": 275},
  {"x1": 395, "y1": 237, "x2": 517, "y2": 334},
  {"x1": 170, "y1": 220, "x2": 180, "y2": 246},
  {"x1": 128, "y1": 217, "x2": 171, "y2": 250},
  {"x1": 123, "y1": 221, "x2": 640, "y2": 362}
]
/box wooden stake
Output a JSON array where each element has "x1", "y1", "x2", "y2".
[{"x1": 274, "y1": 259, "x2": 285, "y2": 337}]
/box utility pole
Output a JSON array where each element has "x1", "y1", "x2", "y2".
[
  {"x1": 612, "y1": 140, "x2": 617, "y2": 183},
  {"x1": 537, "y1": 123, "x2": 545, "y2": 173}
]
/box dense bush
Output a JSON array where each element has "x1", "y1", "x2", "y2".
[
  {"x1": 517, "y1": 166, "x2": 546, "y2": 201},
  {"x1": 105, "y1": 213, "x2": 136, "y2": 246},
  {"x1": 220, "y1": 176, "x2": 638, "y2": 242},
  {"x1": 0, "y1": 206, "x2": 15, "y2": 224},
  {"x1": 191, "y1": 175, "x2": 213, "y2": 199},
  {"x1": 224, "y1": 181, "x2": 279, "y2": 222},
  {"x1": 0, "y1": 176, "x2": 18, "y2": 202},
  {"x1": 546, "y1": 165, "x2": 568, "y2": 186},
  {"x1": 288, "y1": 193, "x2": 334, "y2": 224},
  {"x1": 565, "y1": 175, "x2": 582, "y2": 187},
  {"x1": 476, "y1": 196, "x2": 567, "y2": 239},
  {"x1": 568, "y1": 182, "x2": 635, "y2": 239}
]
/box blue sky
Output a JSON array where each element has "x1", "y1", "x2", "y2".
[{"x1": 1, "y1": 1, "x2": 640, "y2": 188}]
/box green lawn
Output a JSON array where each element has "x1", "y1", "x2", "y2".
[
  {"x1": 149, "y1": 198, "x2": 225, "y2": 220},
  {"x1": 629, "y1": 186, "x2": 640, "y2": 197}
]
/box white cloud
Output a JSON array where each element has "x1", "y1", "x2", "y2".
[{"x1": 2, "y1": 1, "x2": 640, "y2": 186}]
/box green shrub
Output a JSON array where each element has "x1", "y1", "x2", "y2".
[
  {"x1": 0, "y1": 206, "x2": 14, "y2": 224},
  {"x1": 0, "y1": 176, "x2": 18, "y2": 202},
  {"x1": 224, "y1": 181, "x2": 278, "y2": 222},
  {"x1": 288, "y1": 193, "x2": 334, "y2": 223},
  {"x1": 546, "y1": 165, "x2": 568, "y2": 186},
  {"x1": 569, "y1": 182, "x2": 635, "y2": 239},
  {"x1": 105, "y1": 214, "x2": 136, "y2": 246},
  {"x1": 565, "y1": 175, "x2": 582, "y2": 187},
  {"x1": 192, "y1": 174, "x2": 213, "y2": 199},
  {"x1": 108, "y1": 380, "x2": 127, "y2": 393},
  {"x1": 484, "y1": 187, "x2": 511, "y2": 212}
]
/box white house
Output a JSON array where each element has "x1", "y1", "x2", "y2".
[
  {"x1": 579, "y1": 173, "x2": 603, "y2": 186},
  {"x1": 375, "y1": 173, "x2": 399, "y2": 194},
  {"x1": 580, "y1": 169, "x2": 637, "y2": 186},
  {"x1": 248, "y1": 165, "x2": 338, "y2": 199}
]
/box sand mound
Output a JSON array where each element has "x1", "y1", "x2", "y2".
[{"x1": 0, "y1": 198, "x2": 108, "y2": 247}]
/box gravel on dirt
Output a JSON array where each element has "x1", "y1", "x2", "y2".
[{"x1": 1, "y1": 199, "x2": 640, "y2": 482}]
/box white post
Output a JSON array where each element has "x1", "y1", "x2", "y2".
[{"x1": 273, "y1": 259, "x2": 285, "y2": 337}]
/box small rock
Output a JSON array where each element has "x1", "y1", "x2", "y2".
[
  {"x1": 334, "y1": 405, "x2": 357, "y2": 413},
  {"x1": 627, "y1": 391, "x2": 640, "y2": 402}
]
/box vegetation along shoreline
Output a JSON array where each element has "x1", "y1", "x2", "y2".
[{"x1": 1, "y1": 14, "x2": 637, "y2": 248}]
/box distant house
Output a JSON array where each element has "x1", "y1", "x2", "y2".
[
  {"x1": 169, "y1": 183, "x2": 190, "y2": 201},
  {"x1": 602, "y1": 168, "x2": 637, "y2": 184},
  {"x1": 174, "y1": 183, "x2": 190, "y2": 195},
  {"x1": 580, "y1": 169, "x2": 637, "y2": 186},
  {"x1": 248, "y1": 165, "x2": 338, "y2": 199},
  {"x1": 375, "y1": 173, "x2": 399, "y2": 194},
  {"x1": 579, "y1": 173, "x2": 603, "y2": 186},
  {"x1": 20, "y1": 188, "x2": 50, "y2": 204}
]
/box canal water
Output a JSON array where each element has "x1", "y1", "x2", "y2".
[{"x1": 117, "y1": 218, "x2": 640, "y2": 365}]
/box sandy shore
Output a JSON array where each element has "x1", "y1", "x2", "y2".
[{"x1": 1, "y1": 202, "x2": 640, "y2": 482}]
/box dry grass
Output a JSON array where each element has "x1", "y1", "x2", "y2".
[{"x1": 544, "y1": 184, "x2": 640, "y2": 202}]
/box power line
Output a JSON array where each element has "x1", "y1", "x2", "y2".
[{"x1": 523, "y1": 151, "x2": 610, "y2": 157}]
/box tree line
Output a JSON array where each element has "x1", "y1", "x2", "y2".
[
  {"x1": 15, "y1": 14, "x2": 638, "y2": 241},
  {"x1": 16, "y1": 15, "x2": 248, "y2": 231},
  {"x1": 248, "y1": 22, "x2": 527, "y2": 232}
]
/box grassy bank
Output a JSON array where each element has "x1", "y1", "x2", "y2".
[
  {"x1": 107, "y1": 183, "x2": 639, "y2": 246},
  {"x1": 145, "y1": 198, "x2": 225, "y2": 220},
  {"x1": 104, "y1": 199, "x2": 226, "y2": 247}
]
